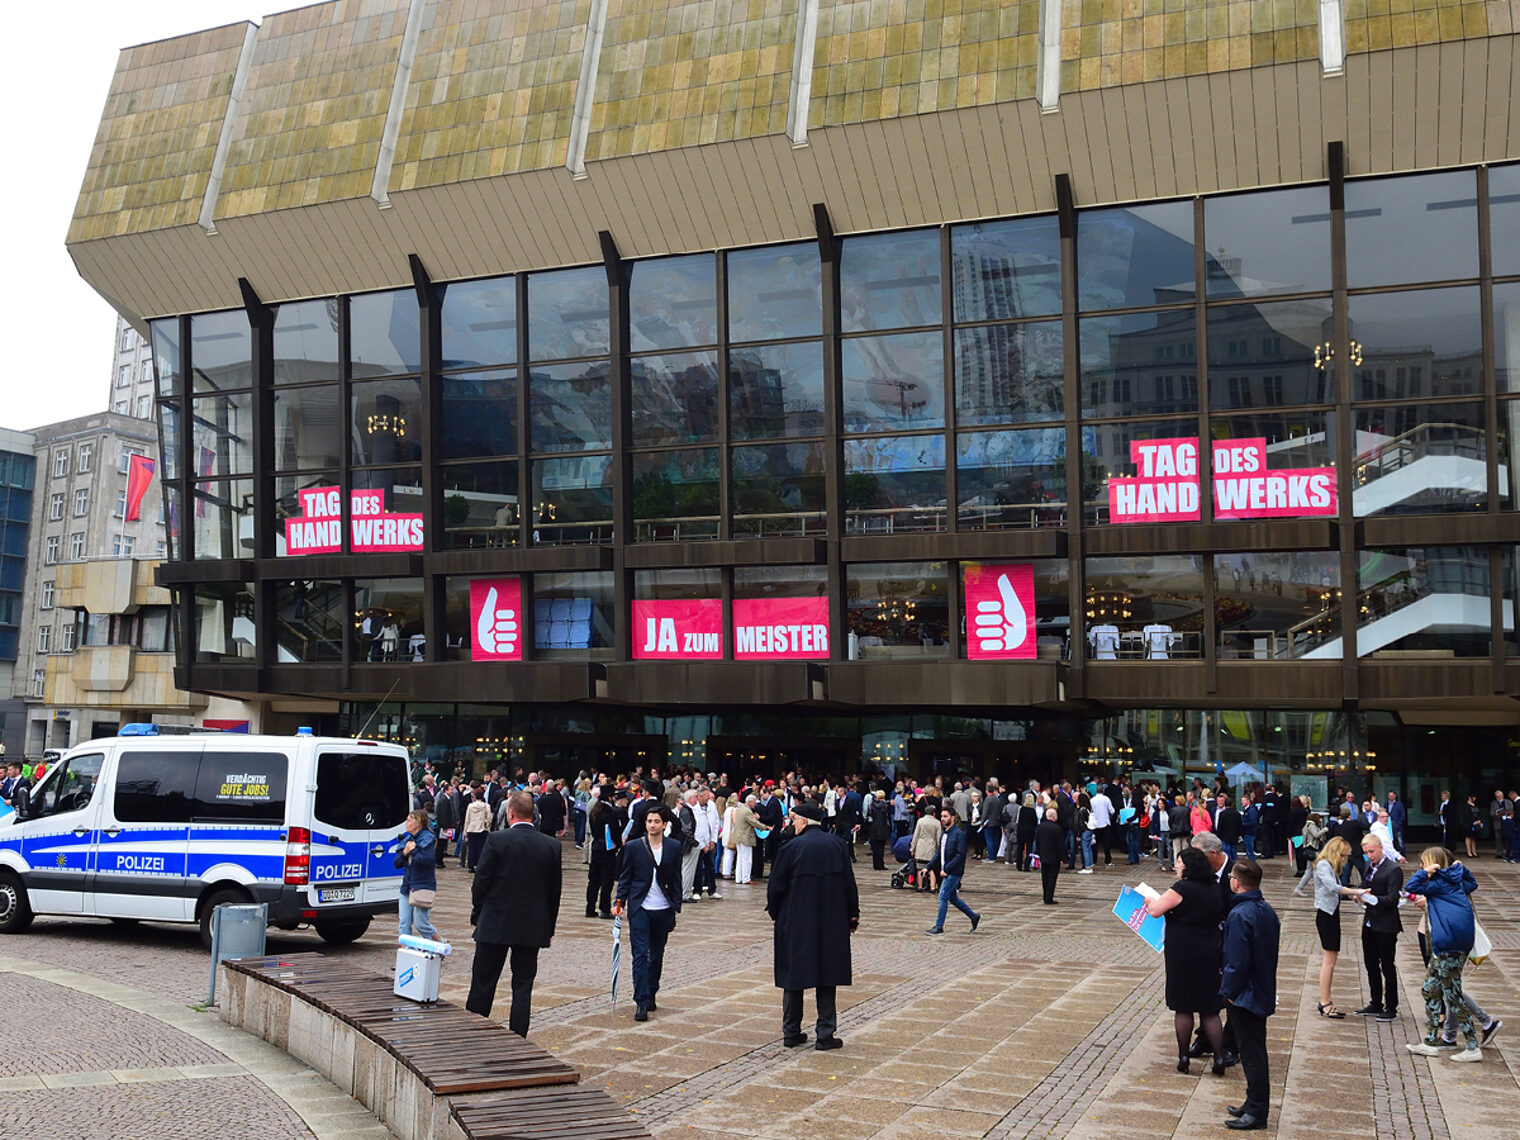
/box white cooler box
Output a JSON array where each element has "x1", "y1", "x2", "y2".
[{"x1": 394, "y1": 947, "x2": 443, "y2": 1003}]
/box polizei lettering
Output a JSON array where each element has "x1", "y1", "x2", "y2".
[
  {"x1": 312, "y1": 862, "x2": 364, "y2": 882},
  {"x1": 115, "y1": 854, "x2": 166, "y2": 871}
]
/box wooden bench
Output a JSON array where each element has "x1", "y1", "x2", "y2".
[{"x1": 220, "y1": 952, "x2": 650, "y2": 1140}]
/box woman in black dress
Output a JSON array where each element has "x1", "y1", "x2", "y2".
[{"x1": 1145, "y1": 846, "x2": 1227, "y2": 1074}]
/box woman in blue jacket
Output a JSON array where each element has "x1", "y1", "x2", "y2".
[
  {"x1": 1402, "y1": 848, "x2": 1481, "y2": 1061},
  {"x1": 396, "y1": 809, "x2": 440, "y2": 940}
]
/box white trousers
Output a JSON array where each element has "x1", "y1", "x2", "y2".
[
  {"x1": 735, "y1": 844, "x2": 754, "y2": 884},
  {"x1": 721, "y1": 846, "x2": 735, "y2": 876}
]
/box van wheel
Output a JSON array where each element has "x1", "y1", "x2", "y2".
[
  {"x1": 314, "y1": 918, "x2": 370, "y2": 945},
  {"x1": 0, "y1": 872, "x2": 34, "y2": 934},
  {"x1": 198, "y1": 887, "x2": 251, "y2": 951}
]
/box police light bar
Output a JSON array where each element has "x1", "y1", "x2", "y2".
[{"x1": 118, "y1": 723, "x2": 159, "y2": 735}]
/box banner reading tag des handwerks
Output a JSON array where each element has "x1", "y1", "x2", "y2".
[
  {"x1": 632, "y1": 599, "x2": 723, "y2": 660},
  {"x1": 962, "y1": 563, "x2": 1036, "y2": 660},
  {"x1": 732, "y1": 597, "x2": 829, "y2": 660}
]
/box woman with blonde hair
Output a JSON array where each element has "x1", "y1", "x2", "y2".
[{"x1": 1311, "y1": 836, "x2": 1361, "y2": 1018}]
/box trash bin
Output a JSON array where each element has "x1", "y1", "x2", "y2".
[{"x1": 207, "y1": 902, "x2": 268, "y2": 1004}]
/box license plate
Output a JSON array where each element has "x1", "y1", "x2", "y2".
[{"x1": 317, "y1": 886, "x2": 356, "y2": 903}]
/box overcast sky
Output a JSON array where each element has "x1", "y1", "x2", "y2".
[{"x1": 1, "y1": 3, "x2": 272, "y2": 433}]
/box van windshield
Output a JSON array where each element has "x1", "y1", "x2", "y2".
[{"x1": 314, "y1": 752, "x2": 409, "y2": 832}]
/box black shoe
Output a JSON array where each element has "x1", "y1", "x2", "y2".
[
  {"x1": 970, "y1": 913, "x2": 981, "y2": 932},
  {"x1": 1220, "y1": 1051, "x2": 1239, "y2": 1068},
  {"x1": 1376, "y1": 1009, "x2": 1397, "y2": 1023},
  {"x1": 634, "y1": 1005, "x2": 648, "y2": 1022},
  {"x1": 585, "y1": 910, "x2": 597, "y2": 918},
  {"x1": 1187, "y1": 1040, "x2": 1212, "y2": 1059},
  {"x1": 814, "y1": 1036, "x2": 843, "y2": 1051},
  {"x1": 647, "y1": 999, "x2": 657, "y2": 1011},
  {"x1": 1227, "y1": 1106, "x2": 1247, "y2": 1119},
  {"x1": 925, "y1": 926, "x2": 944, "y2": 934},
  {"x1": 1176, "y1": 1055, "x2": 1189, "y2": 1074},
  {"x1": 1213, "y1": 1057, "x2": 1229, "y2": 1077},
  {"x1": 1226, "y1": 1115, "x2": 1266, "y2": 1131},
  {"x1": 782, "y1": 1033, "x2": 809, "y2": 1047},
  {"x1": 1355, "y1": 1003, "x2": 1383, "y2": 1017}
]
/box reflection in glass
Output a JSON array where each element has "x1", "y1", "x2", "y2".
[
  {"x1": 1349, "y1": 287, "x2": 1481, "y2": 400},
  {"x1": 1203, "y1": 186, "x2": 1332, "y2": 297},
  {"x1": 1209, "y1": 411, "x2": 1336, "y2": 477},
  {"x1": 1081, "y1": 310, "x2": 1197, "y2": 418},
  {"x1": 534, "y1": 571, "x2": 615, "y2": 658},
  {"x1": 957, "y1": 428, "x2": 1066, "y2": 529},
  {"x1": 951, "y1": 215, "x2": 1062, "y2": 321},
  {"x1": 1357, "y1": 547, "x2": 1493, "y2": 657},
  {"x1": 629, "y1": 255, "x2": 717, "y2": 350},
  {"x1": 1492, "y1": 282, "x2": 1520, "y2": 393},
  {"x1": 441, "y1": 462, "x2": 520, "y2": 549},
  {"x1": 440, "y1": 276, "x2": 516, "y2": 368},
  {"x1": 842, "y1": 332, "x2": 944, "y2": 430},
  {"x1": 1494, "y1": 164, "x2": 1520, "y2": 277},
  {"x1": 633, "y1": 449, "x2": 719, "y2": 540},
  {"x1": 1345, "y1": 170, "x2": 1478, "y2": 288},
  {"x1": 530, "y1": 361, "x2": 611, "y2": 452},
  {"x1": 273, "y1": 385, "x2": 341, "y2": 470},
  {"x1": 955, "y1": 320, "x2": 1063, "y2": 425},
  {"x1": 158, "y1": 403, "x2": 180, "y2": 480},
  {"x1": 727, "y1": 243, "x2": 821, "y2": 342},
  {"x1": 1207, "y1": 299, "x2": 1333, "y2": 408},
  {"x1": 163, "y1": 486, "x2": 181, "y2": 560},
  {"x1": 532, "y1": 454, "x2": 613, "y2": 545},
  {"x1": 191, "y1": 391, "x2": 254, "y2": 476},
  {"x1": 528, "y1": 266, "x2": 609, "y2": 360},
  {"x1": 190, "y1": 310, "x2": 252, "y2": 391},
  {"x1": 632, "y1": 352, "x2": 719, "y2": 445},
  {"x1": 273, "y1": 299, "x2": 339, "y2": 383},
  {"x1": 635, "y1": 568, "x2": 721, "y2": 600},
  {"x1": 350, "y1": 289, "x2": 422, "y2": 376},
  {"x1": 196, "y1": 582, "x2": 258, "y2": 662},
  {"x1": 731, "y1": 441, "x2": 827, "y2": 537},
  {"x1": 1083, "y1": 556, "x2": 1205, "y2": 659},
  {"x1": 844, "y1": 561, "x2": 949, "y2": 659},
  {"x1": 354, "y1": 578, "x2": 424, "y2": 662},
  {"x1": 1077, "y1": 201, "x2": 1194, "y2": 312},
  {"x1": 192, "y1": 478, "x2": 253, "y2": 560},
  {"x1": 352, "y1": 467, "x2": 424, "y2": 539},
  {"x1": 351, "y1": 377, "x2": 423, "y2": 464},
  {"x1": 963, "y1": 559, "x2": 1071, "y2": 659},
  {"x1": 1353, "y1": 402, "x2": 1489, "y2": 516},
  {"x1": 441, "y1": 371, "x2": 517, "y2": 459},
  {"x1": 274, "y1": 473, "x2": 337, "y2": 556},
  {"x1": 1080, "y1": 417, "x2": 1194, "y2": 524},
  {"x1": 1214, "y1": 551, "x2": 1341, "y2": 660},
  {"x1": 840, "y1": 230, "x2": 942, "y2": 332},
  {"x1": 730, "y1": 342, "x2": 824, "y2": 439},
  {"x1": 844, "y1": 435, "x2": 945, "y2": 534},
  {"x1": 150, "y1": 318, "x2": 180, "y2": 397},
  {"x1": 734, "y1": 565, "x2": 828, "y2": 598}
]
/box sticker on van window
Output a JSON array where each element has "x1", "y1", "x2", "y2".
[{"x1": 215, "y1": 771, "x2": 273, "y2": 801}]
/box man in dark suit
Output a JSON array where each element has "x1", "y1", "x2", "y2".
[
  {"x1": 753, "y1": 784, "x2": 785, "y2": 879},
  {"x1": 1386, "y1": 790, "x2": 1407, "y2": 854},
  {"x1": 585, "y1": 785, "x2": 627, "y2": 918},
  {"x1": 1259, "y1": 785, "x2": 1280, "y2": 857},
  {"x1": 767, "y1": 802, "x2": 859, "y2": 1050},
  {"x1": 466, "y1": 790, "x2": 562, "y2": 1036},
  {"x1": 536, "y1": 781, "x2": 566, "y2": 837},
  {"x1": 925, "y1": 806, "x2": 981, "y2": 934},
  {"x1": 1353, "y1": 833, "x2": 1404, "y2": 1022},
  {"x1": 1214, "y1": 794, "x2": 1242, "y2": 860},
  {"x1": 1035, "y1": 807, "x2": 1064, "y2": 904},
  {"x1": 615, "y1": 804, "x2": 685, "y2": 1022}
]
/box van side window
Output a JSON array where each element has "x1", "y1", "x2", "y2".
[
  {"x1": 315, "y1": 752, "x2": 409, "y2": 831},
  {"x1": 114, "y1": 751, "x2": 198, "y2": 823},
  {"x1": 32, "y1": 753, "x2": 105, "y2": 818},
  {"x1": 194, "y1": 751, "x2": 288, "y2": 822}
]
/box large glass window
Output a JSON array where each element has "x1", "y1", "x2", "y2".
[
  {"x1": 633, "y1": 449, "x2": 719, "y2": 541},
  {"x1": 532, "y1": 454, "x2": 613, "y2": 545},
  {"x1": 527, "y1": 266, "x2": 609, "y2": 360},
  {"x1": 1083, "y1": 556, "x2": 1206, "y2": 659},
  {"x1": 1215, "y1": 551, "x2": 1342, "y2": 660},
  {"x1": 734, "y1": 565, "x2": 828, "y2": 599},
  {"x1": 951, "y1": 215, "x2": 1062, "y2": 321},
  {"x1": 441, "y1": 370, "x2": 518, "y2": 459},
  {"x1": 1349, "y1": 287, "x2": 1481, "y2": 400},
  {"x1": 1080, "y1": 417, "x2": 1195, "y2": 524},
  {"x1": 1353, "y1": 402, "x2": 1489, "y2": 516},
  {"x1": 274, "y1": 473, "x2": 338, "y2": 556},
  {"x1": 352, "y1": 467, "x2": 424, "y2": 546},
  {"x1": 629, "y1": 254, "x2": 717, "y2": 350},
  {"x1": 191, "y1": 390, "x2": 254, "y2": 476},
  {"x1": 194, "y1": 581, "x2": 256, "y2": 662},
  {"x1": 442, "y1": 462, "x2": 520, "y2": 549},
  {"x1": 957, "y1": 428, "x2": 1066, "y2": 529},
  {"x1": 534, "y1": 571, "x2": 615, "y2": 659},
  {"x1": 440, "y1": 276, "x2": 517, "y2": 368},
  {"x1": 355, "y1": 578, "x2": 424, "y2": 662},
  {"x1": 842, "y1": 331, "x2": 944, "y2": 430},
  {"x1": 1493, "y1": 164, "x2": 1520, "y2": 278},
  {"x1": 1080, "y1": 310, "x2": 1197, "y2": 418},
  {"x1": 272, "y1": 384, "x2": 341, "y2": 470},
  {"x1": 1358, "y1": 547, "x2": 1493, "y2": 658},
  {"x1": 1077, "y1": 201, "x2": 1194, "y2": 312},
  {"x1": 150, "y1": 318, "x2": 181, "y2": 397},
  {"x1": 1345, "y1": 170, "x2": 1479, "y2": 289},
  {"x1": 961, "y1": 559, "x2": 1072, "y2": 660},
  {"x1": 529, "y1": 361, "x2": 612, "y2": 452},
  {"x1": 730, "y1": 342, "x2": 825, "y2": 439},
  {"x1": 190, "y1": 309, "x2": 252, "y2": 391},
  {"x1": 954, "y1": 320, "x2": 1063, "y2": 425},
  {"x1": 727, "y1": 243, "x2": 821, "y2": 342},
  {"x1": 843, "y1": 435, "x2": 945, "y2": 534},
  {"x1": 350, "y1": 289, "x2": 421, "y2": 376},
  {"x1": 731, "y1": 441, "x2": 826, "y2": 537},
  {"x1": 631, "y1": 352, "x2": 719, "y2": 445},
  {"x1": 1203, "y1": 185, "x2": 1332, "y2": 298},
  {"x1": 192, "y1": 479, "x2": 253, "y2": 559},
  {"x1": 352, "y1": 376, "x2": 422, "y2": 464},
  {"x1": 1207, "y1": 298, "x2": 1333, "y2": 409},
  {"x1": 845, "y1": 561, "x2": 949, "y2": 659},
  {"x1": 272, "y1": 298, "x2": 339, "y2": 383},
  {"x1": 840, "y1": 229, "x2": 942, "y2": 332},
  {"x1": 1492, "y1": 281, "x2": 1520, "y2": 394}
]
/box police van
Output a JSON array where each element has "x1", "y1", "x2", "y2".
[{"x1": 0, "y1": 727, "x2": 412, "y2": 947}]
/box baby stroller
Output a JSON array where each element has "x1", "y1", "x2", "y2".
[{"x1": 889, "y1": 834, "x2": 917, "y2": 889}]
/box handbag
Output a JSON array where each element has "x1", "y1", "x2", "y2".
[
  {"x1": 1469, "y1": 918, "x2": 1492, "y2": 967},
  {"x1": 409, "y1": 888, "x2": 437, "y2": 908}
]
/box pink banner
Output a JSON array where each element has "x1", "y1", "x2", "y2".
[
  {"x1": 281, "y1": 485, "x2": 425, "y2": 554},
  {"x1": 962, "y1": 563, "x2": 1037, "y2": 660},
  {"x1": 469, "y1": 578, "x2": 523, "y2": 662},
  {"x1": 733, "y1": 597, "x2": 829, "y2": 660},
  {"x1": 1211, "y1": 438, "x2": 1336, "y2": 519},
  {"x1": 632, "y1": 599, "x2": 723, "y2": 660},
  {"x1": 1108, "y1": 438, "x2": 1201, "y2": 524}
]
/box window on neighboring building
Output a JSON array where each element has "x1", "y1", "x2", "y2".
[
  {"x1": 120, "y1": 325, "x2": 133, "y2": 351},
  {"x1": 60, "y1": 623, "x2": 75, "y2": 652},
  {"x1": 136, "y1": 395, "x2": 151, "y2": 418},
  {"x1": 140, "y1": 360, "x2": 152, "y2": 386},
  {"x1": 36, "y1": 625, "x2": 50, "y2": 653},
  {"x1": 41, "y1": 580, "x2": 53, "y2": 609},
  {"x1": 53, "y1": 449, "x2": 69, "y2": 478},
  {"x1": 117, "y1": 364, "x2": 131, "y2": 388},
  {"x1": 118, "y1": 448, "x2": 140, "y2": 474},
  {"x1": 114, "y1": 401, "x2": 128, "y2": 415},
  {"x1": 69, "y1": 532, "x2": 84, "y2": 560},
  {"x1": 112, "y1": 534, "x2": 135, "y2": 556},
  {"x1": 48, "y1": 493, "x2": 63, "y2": 521},
  {"x1": 77, "y1": 443, "x2": 92, "y2": 473},
  {"x1": 114, "y1": 489, "x2": 126, "y2": 518},
  {"x1": 73, "y1": 489, "x2": 88, "y2": 517},
  {"x1": 45, "y1": 536, "x2": 59, "y2": 564}
]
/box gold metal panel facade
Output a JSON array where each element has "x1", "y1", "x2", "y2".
[
  {"x1": 68, "y1": 23, "x2": 250, "y2": 243},
  {"x1": 1345, "y1": 0, "x2": 1514, "y2": 54}
]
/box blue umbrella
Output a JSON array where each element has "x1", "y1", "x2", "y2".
[{"x1": 610, "y1": 913, "x2": 622, "y2": 1010}]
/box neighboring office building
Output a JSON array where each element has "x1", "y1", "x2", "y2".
[
  {"x1": 109, "y1": 315, "x2": 157, "y2": 421},
  {"x1": 0, "y1": 428, "x2": 36, "y2": 753},
  {"x1": 61, "y1": 1, "x2": 1520, "y2": 830}
]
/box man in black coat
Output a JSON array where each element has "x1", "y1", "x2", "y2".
[
  {"x1": 753, "y1": 784, "x2": 785, "y2": 879},
  {"x1": 585, "y1": 786, "x2": 627, "y2": 919},
  {"x1": 467, "y1": 791, "x2": 563, "y2": 1036},
  {"x1": 1214, "y1": 794, "x2": 1243, "y2": 860},
  {"x1": 1259, "y1": 785, "x2": 1280, "y2": 857},
  {"x1": 1035, "y1": 807, "x2": 1065, "y2": 904},
  {"x1": 432, "y1": 780, "x2": 459, "y2": 861},
  {"x1": 536, "y1": 782, "x2": 567, "y2": 837},
  {"x1": 615, "y1": 805, "x2": 686, "y2": 1022},
  {"x1": 767, "y1": 802, "x2": 859, "y2": 1050},
  {"x1": 1352, "y1": 833, "x2": 1404, "y2": 1021}
]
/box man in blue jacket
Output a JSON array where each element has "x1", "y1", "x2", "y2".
[
  {"x1": 1386, "y1": 790, "x2": 1408, "y2": 854},
  {"x1": 1219, "y1": 859, "x2": 1280, "y2": 1132},
  {"x1": 924, "y1": 806, "x2": 982, "y2": 934}
]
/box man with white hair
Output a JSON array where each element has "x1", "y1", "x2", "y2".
[
  {"x1": 732, "y1": 794, "x2": 761, "y2": 884},
  {"x1": 694, "y1": 787, "x2": 723, "y2": 899},
  {"x1": 680, "y1": 790, "x2": 702, "y2": 901}
]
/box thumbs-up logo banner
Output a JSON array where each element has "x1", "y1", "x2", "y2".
[
  {"x1": 963, "y1": 563, "x2": 1036, "y2": 660},
  {"x1": 469, "y1": 578, "x2": 523, "y2": 661}
]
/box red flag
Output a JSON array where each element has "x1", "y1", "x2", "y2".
[{"x1": 125, "y1": 454, "x2": 156, "y2": 521}]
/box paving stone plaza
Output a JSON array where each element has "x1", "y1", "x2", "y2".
[{"x1": 1, "y1": 845, "x2": 1515, "y2": 1139}]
